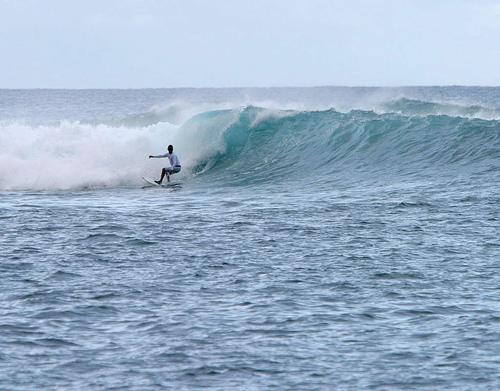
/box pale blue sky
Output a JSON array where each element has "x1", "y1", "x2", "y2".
[{"x1": 1, "y1": 0, "x2": 500, "y2": 88}]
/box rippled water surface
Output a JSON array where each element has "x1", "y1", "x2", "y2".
[
  {"x1": 1, "y1": 87, "x2": 500, "y2": 390},
  {"x1": 2, "y1": 179, "x2": 500, "y2": 390}
]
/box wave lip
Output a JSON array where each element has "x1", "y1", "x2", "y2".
[{"x1": 380, "y1": 98, "x2": 500, "y2": 120}]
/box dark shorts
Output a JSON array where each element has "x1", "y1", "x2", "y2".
[{"x1": 165, "y1": 166, "x2": 181, "y2": 175}]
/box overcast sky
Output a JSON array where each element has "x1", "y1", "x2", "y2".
[{"x1": 1, "y1": 0, "x2": 500, "y2": 88}]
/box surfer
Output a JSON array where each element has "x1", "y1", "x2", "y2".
[{"x1": 148, "y1": 144, "x2": 181, "y2": 184}]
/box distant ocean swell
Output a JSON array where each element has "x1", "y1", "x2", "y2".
[{"x1": 0, "y1": 100, "x2": 499, "y2": 190}]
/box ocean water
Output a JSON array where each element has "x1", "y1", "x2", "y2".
[{"x1": 1, "y1": 87, "x2": 500, "y2": 390}]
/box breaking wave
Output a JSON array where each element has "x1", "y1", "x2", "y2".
[{"x1": 1, "y1": 100, "x2": 499, "y2": 190}]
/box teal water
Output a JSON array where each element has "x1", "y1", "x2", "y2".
[{"x1": 1, "y1": 87, "x2": 500, "y2": 390}]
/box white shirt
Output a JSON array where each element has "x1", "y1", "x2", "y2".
[{"x1": 152, "y1": 152, "x2": 181, "y2": 167}]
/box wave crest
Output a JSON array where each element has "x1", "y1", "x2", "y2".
[
  {"x1": 188, "y1": 106, "x2": 500, "y2": 185},
  {"x1": 380, "y1": 98, "x2": 500, "y2": 119}
]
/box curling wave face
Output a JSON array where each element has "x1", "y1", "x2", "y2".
[{"x1": 187, "y1": 106, "x2": 500, "y2": 187}]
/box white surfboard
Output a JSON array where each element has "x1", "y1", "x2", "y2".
[
  {"x1": 142, "y1": 176, "x2": 163, "y2": 187},
  {"x1": 142, "y1": 177, "x2": 182, "y2": 189}
]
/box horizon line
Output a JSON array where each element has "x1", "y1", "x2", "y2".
[{"x1": 1, "y1": 84, "x2": 500, "y2": 90}]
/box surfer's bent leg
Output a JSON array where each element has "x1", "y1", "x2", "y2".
[{"x1": 156, "y1": 168, "x2": 167, "y2": 184}]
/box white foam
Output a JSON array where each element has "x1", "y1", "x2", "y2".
[
  {"x1": 249, "y1": 107, "x2": 295, "y2": 128},
  {"x1": 0, "y1": 121, "x2": 178, "y2": 190},
  {"x1": 0, "y1": 108, "x2": 245, "y2": 190}
]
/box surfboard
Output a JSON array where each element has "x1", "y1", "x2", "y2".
[
  {"x1": 142, "y1": 177, "x2": 182, "y2": 189},
  {"x1": 142, "y1": 176, "x2": 163, "y2": 187}
]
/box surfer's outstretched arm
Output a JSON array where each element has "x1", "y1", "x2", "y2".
[{"x1": 149, "y1": 153, "x2": 168, "y2": 159}]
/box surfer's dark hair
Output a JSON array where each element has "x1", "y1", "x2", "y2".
[{"x1": 168, "y1": 145, "x2": 173, "y2": 150}]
